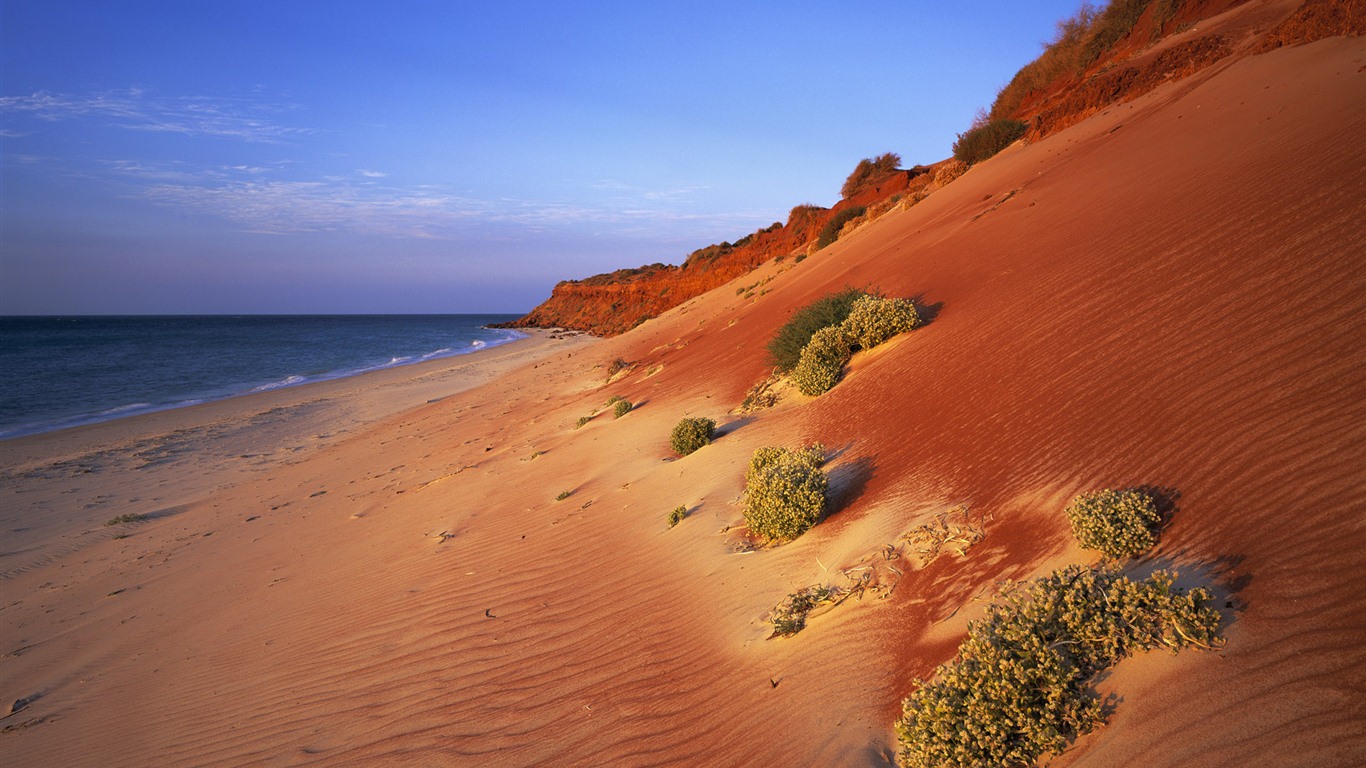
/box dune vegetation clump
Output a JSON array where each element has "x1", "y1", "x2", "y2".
[
  {"x1": 612, "y1": 399, "x2": 633, "y2": 418},
  {"x1": 668, "y1": 505, "x2": 687, "y2": 527},
  {"x1": 952, "y1": 118, "x2": 1027, "y2": 165},
  {"x1": 843, "y1": 295, "x2": 921, "y2": 349},
  {"x1": 791, "y1": 325, "x2": 854, "y2": 396},
  {"x1": 816, "y1": 206, "x2": 868, "y2": 249},
  {"x1": 744, "y1": 444, "x2": 828, "y2": 541},
  {"x1": 669, "y1": 416, "x2": 716, "y2": 456},
  {"x1": 895, "y1": 564, "x2": 1222, "y2": 768},
  {"x1": 841, "y1": 152, "x2": 901, "y2": 199},
  {"x1": 769, "y1": 584, "x2": 841, "y2": 637},
  {"x1": 766, "y1": 288, "x2": 868, "y2": 372},
  {"x1": 1065, "y1": 488, "x2": 1163, "y2": 558}
]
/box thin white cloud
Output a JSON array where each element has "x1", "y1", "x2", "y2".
[
  {"x1": 356, "y1": 169, "x2": 387, "y2": 178},
  {"x1": 0, "y1": 88, "x2": 309, "y2": 143}
]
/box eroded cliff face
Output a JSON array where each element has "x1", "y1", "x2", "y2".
[
  {"x1": 504, "y1": 0, "x2": 1362, "y2": 337},
  {"x1": 502, "y1": 170, "x2": 923, "y2": 336}
]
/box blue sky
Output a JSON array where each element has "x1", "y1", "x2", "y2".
[{"x1": 2, "y1": 1, "x2": 1081, "y2": 314}]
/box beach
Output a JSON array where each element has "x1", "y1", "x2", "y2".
[{"x1": 2, "y1": 32, "x2": 1365, "y2": 767}]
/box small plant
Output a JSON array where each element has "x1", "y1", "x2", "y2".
[
  {"x1": 765, "y1": 287, "x2": 866, "y2": 372},
  {"x1": 613, "y1": 399, "x2": 633, "y2": 418},
  {"x1": 668, "y1": 505, "x2": 687, "y2": 527},
  {"x1": 895, "y1": 564, "x2": 1222, "y2": 768},
  {"x1": 769, "y1": 585, "x2": 841, "y2": 637},
  {"x1": 791, "y1": 325, "x2": 853, "y2": 396},
  {"x1": 816, "y1": 206, "x2": 867, "y2": 249},
  {"x1": 556, "y1": 490, "x2": 573, "y2": 501},
  {"x1": 933, "y1": 158, "x2": 968, "y2": 186},
  {"x1": 1065, "y1": 487, "x2": 1162, "y2": 558},
  {"x1": 529, "y1": 450, "x2": 544, "y2": 460},
  {"x1": 952, "y1": 118, "x2": 1027, "y2": 165},
  {"x1": 794, "y1": 253, "x2": 807, "y2": 264},
  {"x1": 843, "y1": 295, "x2": 920, "y2": 349},
  {"x1": 575, "y1": 415, "x2": 593, "y2": 429},
  {"x1": 904, "y1": 507, "x2": 984, "y2": 566},
  {"x1": 606, "y1": 357, "x2": 631, "y2": 378},
  {"x1": 744, "y1": 444, "x2": 828, "y2": 541},
  {"x1": 105, "y1": 513, "x2": 147, "y2": 526},
  {"x1": 605, "y1": 394, "x2": 624, "y2": 406},
  {"x1": 669, "y1": 416, "x2": 716, "y2": 456}
]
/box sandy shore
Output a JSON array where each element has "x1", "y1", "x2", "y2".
[{"x1": 3, "y1": 28, "x2": 1365, "y2": 768}]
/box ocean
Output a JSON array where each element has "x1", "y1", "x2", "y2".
[{"x1": 0, "y1": 314, "x2": 524, "y2": 439}]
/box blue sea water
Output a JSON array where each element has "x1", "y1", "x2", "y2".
[{"x1": 0, "y1": 315, "x2": 524, "y2": 439}]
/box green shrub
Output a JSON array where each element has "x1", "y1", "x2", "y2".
[
  {"x1": 556, "y1": 490, "x2": 572, "y2": 501},
  {"x1": 895, "y1": 564, "x2": 1222, "y2": 768},
  {"x1": 670, "y1": 416, "x2": 716, "y2": 456},
  {"x1": 668, "y1": 505, "x2": 687, "y2": 527},
  {"x1": 744, "y1": 444, "x2": 828, "y2": 541},
  {"x1": 816, "y1": 206, "x2": 867, "y2": 249},
  {"x1": 765, "y1": 287, "x2": 867, "y2": 372},
  {"x1": 843, "y1": 295, "x2": 920, "y2": 349},
  {"x1": 841, "y1": 152, "x2": 901, "y2": 199},
  {"x1": 1065, "y1": 488, "x2": 1162, "y2": 558},
  {"x1": 105, "y1": 513, "x2": 147, "y2": 526},
  {"x1": 613, "y1": 399, "x2": 633, "y2": 418},
  {"x1": 791, "y1": 325, "x2": 853, "y2": 396},
  {"x1": 575, "y1": 414, "x2": 593, "y2": 429},
  {"x1": 952, "y1": 119, "x2": 1027, "y2": 165}
]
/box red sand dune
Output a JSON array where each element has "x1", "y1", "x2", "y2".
[{"x1": 2, "y1": 5, "x2": 1364, "y2": 767}]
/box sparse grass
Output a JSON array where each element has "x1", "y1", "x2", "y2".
[
  {"x1": 816, "y1": 206, "x2": 867, "y2": 249},
  {"x1": 613, "y1": 399, "x2": 633, "y2": 418},
  {"x1": 670, "y1": 417, "x2": 716, "y2": 456},
  {"x1": 668, "y1": 505, "x2": 687, "y2": 527},
  {"x1": 765, "y1": 287, "x2": 867, "y2": 372},
  {"x1": 952, "y1": 118, "x2": 1027, "y2": 165},
  {"x1": 556, "y1": 490, "x2": 573, "y2": 501},
  {"x1": 575, "y1": 415, "x2": 593, "y2": 429},
  {"x1": 105, "y1": 513, "x2": 147, "y2": 526},
  {"x1": 1065, "y1": 487, "x2": 1162, "y2": 558},
  {"x1": 841, "y1": 152, "x2": 901, "y2": 199},
  {"x1": 744, "y1": 444, "x2": 828, "y2": 541},
  {"x1": 769, "y1": 584, "x2": 841, "y2": 637},
  {"x1": 904, "y1": 507, "x2": 985, "y2": 566},
  {"x1": 895, "y1": 564, "x2": 1222, "y2": 767}
]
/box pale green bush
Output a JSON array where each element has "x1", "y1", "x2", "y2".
[
  {"x1": 896, "y1": 564, "x2": 1221, "y2": 768},
  {"x1": 791, "y1": 325, "x2": 853, "y2": 396},
  {"x1": 613, "y1": 399, "x2": 633, "y2": 418},
  {"x1": 669, "y1": 416, "x2": 716, "y2": 456},
  {"x1": 1065, "y1": 488, "x2": 1162, "y2": 558},
  {"x1": 843, "y1": 295, "x2": 920, "y2": 349},
  {"x1": 744, "y1": 444, "x2": 828, "y2": 541}
]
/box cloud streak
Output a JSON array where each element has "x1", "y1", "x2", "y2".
[{"x1": 0, "y1": 88, "x2": 309, "y2": 142}]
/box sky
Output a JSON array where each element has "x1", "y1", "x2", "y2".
[{"x1": 1, "y1": 1, "x2": 1083, "y2": 315}]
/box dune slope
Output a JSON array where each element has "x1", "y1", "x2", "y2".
[{"x1": 2, "y1": 29, "x2": 1364, "y2": 768}]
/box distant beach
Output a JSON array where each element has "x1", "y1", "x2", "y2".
[{"x1": 0, "y1": 315, "x2": 524, "y2": 439}]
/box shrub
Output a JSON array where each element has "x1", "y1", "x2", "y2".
[
  {"x1": 895, "y1": 564, "x2": 1222, "y2": 768},
  {"x1": 606, "y1": 357, "x2": 631, "y2": 378},
  {"x1": 556, "y1": 490, "x2": 572, "y2": 501},
  {"x1": 765, "y1": 287, "x2": 867, "y2": 372},
  {"x1": 669, "y1": 416, "x2": 716, "y2": 456},
  {"x1": 105, "y1": 513, "x2": 147, "y2": 526},
  {"x1": 841, "y1": 152, "x2": 902, "y2": 199},
  {"x1": 816, "y1": 206, "x2": 867, "y2": 249},
  {"x1": 791, "y1": 325, "x2": 853, "y2": 396},
  {"x1": 668, "y1": 505, "x2": 687, "y2": 527},
  {"x1": 613, "y1": 399, "x2": 633, "y2": 418},
  {"x1": 843, "y1": 295, "x2": 920, "y2": 350},
  {"x1": 575, "y1": 415, "x2": 593, "y2": 429},
  {"x1": 744, "y1": 444, "x2": 828, "y2": 541},
  {"x1": 952, "y1": 119, "x2": 1027, "y2": 165},
  {"x1": 1065, "y1": 488, "x2": 1162, "y2": 558}
]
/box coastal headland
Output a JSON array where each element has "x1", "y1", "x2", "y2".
[{"x1": 3, "y1": 5, "x2": 1365, "y2": 767}]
